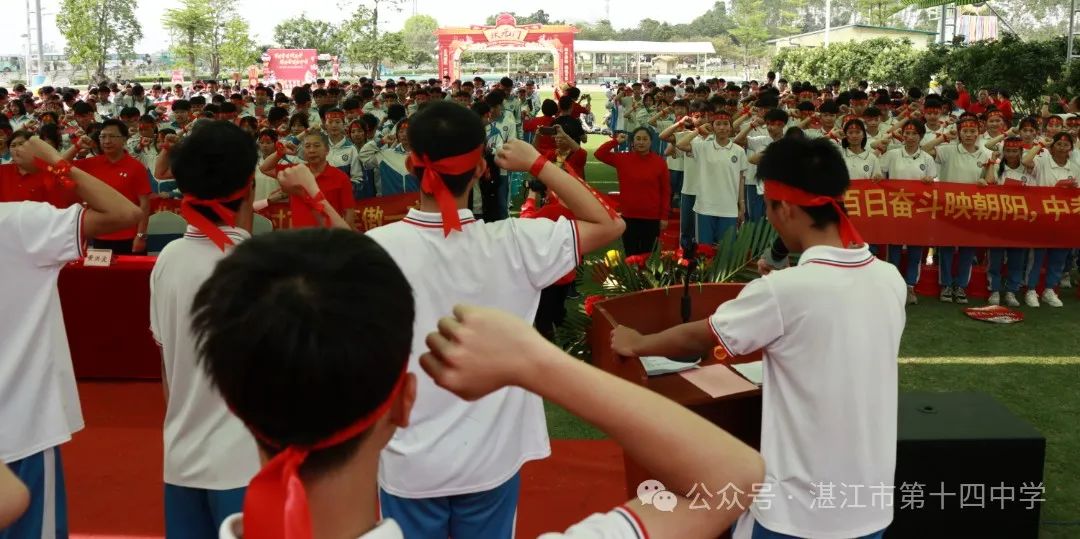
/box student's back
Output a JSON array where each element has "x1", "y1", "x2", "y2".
[{"x1": 368, "y1": 209, "x2": 578, "y2": 496}]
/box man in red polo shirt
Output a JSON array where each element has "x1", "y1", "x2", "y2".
[
  {"x1": 259, "y1": 130, "x2": 355, "y2": 228},
  {"x1": 76, "y1": 119, "x2": 150, "y2": 253}
]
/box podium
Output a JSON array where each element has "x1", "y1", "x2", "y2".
[{"x1": 589, "y1": 283, "x2": 763, "y2": 498}]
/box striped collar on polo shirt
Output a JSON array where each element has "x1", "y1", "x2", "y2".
[
  {"x1": 182, "y1": 225, "x2": 250, "y2": 244},
  {"x1": 797, "y1": 243, "x2": 875, "y2": 268},
  {"x1": 401, "y1": 208, "x2": 477, "y2": 229}
]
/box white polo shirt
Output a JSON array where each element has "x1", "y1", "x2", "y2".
[
  {"x1": 999, "y1": 163, "x2": 1035, "y2": 186},
  {"x1": 368, "y1": 208, "x2": 579, "y2": 497},
  {"x1": 150, "y1": 225, "x2": 260, "y2": 489},
  {"x1": 0, "y1": 202, "x2": 85, "y2": 462},
  {"x1": 691, "y1": 138, "x2": 748, "y2": 218},
  {"x1": 713, "y1": 245, "x2": 906, "y2": 539},
  {"x1": 1032, "y1": 155, "x2": 1080, "y2": 187},
  {"x1": 935, "y1": 143, "x2": 993, "y2": 184},
  {"x1": 879, "y1": 147, "x2": 937, "y2": 180},
  {"x1": 679, "y1": 133, "x2": 702, "y2": 197},
  {"x1": 745, "y1": 134, "x2": 779, "y2": 187},
  {"x1": 841, "y1": 147, "x2": 879, "y2": 180},
  {"x1": 220, "y1": 506, "x2": 648, "y2": 538}
]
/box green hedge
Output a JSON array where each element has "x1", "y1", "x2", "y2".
[{"x1": 772, "y1": 34, "x2": 1079, "y2": 116}]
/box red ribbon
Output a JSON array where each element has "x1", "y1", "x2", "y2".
[
  {"x1": 179, "y1": 185, "x2": 250, "y2": 252},
  {"x1": 241, "y1": 366, "x2": 408, "y2": 539},
  {"x1": 406, "y1": 146, "x2": 484, "y2": 237},
  {"x1": 33, "y1": 157, "x2": 76, "y2": 191},
  {"x1": 763, "y1": 179, "x2": 863, "y2": 247}
]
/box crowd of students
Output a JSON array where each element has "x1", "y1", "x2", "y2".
[
  {"x1": 0, "y1": 66, "x2": 1071, "y2": 539},
  {"x1": 599, "y1": 73, "x2": 1078, "y2": 309}
]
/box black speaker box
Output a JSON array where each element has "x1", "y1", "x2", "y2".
[{"x1": 887, "y1": 391, "x2": 1046, "y2": 538}]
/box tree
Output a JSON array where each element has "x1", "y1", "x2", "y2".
[
  {"x1": 576, "y1": 20, "x2": 617, "y2": 41},
  {"x1": 220, "y1": 18, "x2": 260, "y2": 72},
  {"x1": 56, "y1": 0, "x2": 142, "y2": 81},
  {"x1": 403, "y1": 15, "x2": 438, "y2": 67},
  {"x1": 162, "y1": 0, "x2": 211, "y2": 73},
  {"x1": 853, "y1": 0, "x2": 905, "y2": 26},
  {"x1": 273, "y1": 15, "x2": 338, "y2": 52},
  {"x1": 162, "y1": 0, "x2": 251, "y2": 79},
  {"x1": 729, "y1": 0, "x2": 770, "y2": 78},
  {"x1": 338, "y1": 1, "x2": 407, "y2": 77},
  {"x1": 484, "y1": 10, "x2": 562, "y2": 25}
]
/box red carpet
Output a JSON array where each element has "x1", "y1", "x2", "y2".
[{"x1": 64, "y1": 382, "x2": 625, "y2": 538}]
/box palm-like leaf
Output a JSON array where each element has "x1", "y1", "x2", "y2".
[{"x1": 557, "y1": 218, "x2": 778, "y2": 358}]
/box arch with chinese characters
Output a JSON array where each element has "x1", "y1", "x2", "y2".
[{"x1": 436, "y1": 13, "x2": 577, "y2": 87}]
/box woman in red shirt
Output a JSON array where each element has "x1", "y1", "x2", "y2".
[{"x1": 594, "y1": 127, "x2": 670, "y2": 255}]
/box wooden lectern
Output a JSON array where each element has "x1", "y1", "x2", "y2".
[{"x1": 589, "y1": 283, "x2": 764, "y2": 499}]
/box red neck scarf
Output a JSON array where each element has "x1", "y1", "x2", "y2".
[
  {"x1": 406, "y1": 146, "x2": 484, "y2": 236},
  {"x1": 242, "y1": 366, "x2": 408, "y2": 539},
  {"x1": 763, "y1": 180, "x2": 863, "y2": 247},
  {"x1": 179, "y1": 184, "x2": 250, "y2": 251}
]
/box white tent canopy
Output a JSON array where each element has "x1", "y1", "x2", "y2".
[{"x1": 574, "y1": 41, "x2": 716, "y2": 55}]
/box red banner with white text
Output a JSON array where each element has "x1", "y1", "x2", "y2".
[
  {"x1": 264, "y1": 49, "x2": 318, "y2": 91},
  {"x1": 149, "y1": 192, "x2": 421, "y2": 232},
  {"x1": 845, "y1": 180, "x2": 1080, "y2": 248}
]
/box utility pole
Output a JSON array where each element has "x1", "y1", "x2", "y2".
[
  {"x1": 35, "y1": 0, "x2": 45, "y2": 78},
  {"x1": 24, "y1": 0, "x2": 32, "y2": 83}
]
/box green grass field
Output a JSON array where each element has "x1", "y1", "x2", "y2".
[{"x1": 542, "y1": 91, "x2": 1080, "y2": 536}]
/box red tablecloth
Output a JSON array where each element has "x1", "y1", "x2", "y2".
[{"x1": 59, "y1": 256, "x2": 161, "y2": 379}]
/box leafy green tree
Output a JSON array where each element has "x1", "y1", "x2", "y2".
[
  {"x1": 162, "y1": 0, "x2": 211, "y2": 73},
  {"x1": 338, "y1": 3, "x2": 408, "y2": 76},
  {"x1": 56, "y1": 0, "x2": 143, "y2": 81},
  {"x1": 403, "y1": 15, "x2": 438, "y2": 68},
  {"x1": 220, "y1": 18, "x2": 260, "y2": 71},
  {"x1": 576, "y1": 20, "x2": 617, "y2": 41},
  {"x1": 273, "y1": 15, "x2": 338, "y2": 52},
  {"x1": 729, "y1": 0, "x2": 770, "y2": 76},
  {"x1": 163, "y1": 0, "x2": 251, "y2": 79}
]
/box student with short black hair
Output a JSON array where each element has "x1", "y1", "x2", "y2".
[
  {"x1": 197, "y1": 229, "x2": 761, "y2": 539},
  {"x1": 151, "y1": 120, "x2": 265, "y2": 537},
  {"x1": 614, "y1": 136, "x2": 904, "y2": 539},
  {"x1": 367, "y1": 100, "x2": 625, "y2": 539}
]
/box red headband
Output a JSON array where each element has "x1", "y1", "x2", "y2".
[
  {"x1": 180, "y1": 184, "x2": 251, "y2": 251},
  {"x1": 406, "y1": 146, "x2": 484, "y2": 236},
  {"x1": 324, "y1": 111, "x2": 345, "y2": 121},
  {"x1": 1003, "y1": 139, "x2": 1026, "y2": 149},
  {"x1": 1046, "y1": 117, "x2": 1064, "y2": 126},
  {"x1": 958, "y1": 119, "x2": 979, "y2": 130},
  {"x1": 986, "y1": 111, "x2": 1004, "y2": 120},
  {"x1": 763, "y1": 180, "x2": 863, "y2": 247},
  {"x1": 241, "y1": 366, "x2": 407, "y2": 539}
]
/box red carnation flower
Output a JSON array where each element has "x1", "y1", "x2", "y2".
[
  {"x1": 583, "y1": 295, "x2": 603, "y2": 316},
  {"x1": 624, "y1": 254, "x2": 648, "y2": 268}
]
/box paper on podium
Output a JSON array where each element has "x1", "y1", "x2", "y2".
[
  {"x1": 679, "y1": 364, "x2": 759, "y2": 397},
  {"x1": 639, "y1": 356, "x2": 701, "y2": 376},
  {"x1": 732, "y1": 361, "x2": 764, "y2": 386}
]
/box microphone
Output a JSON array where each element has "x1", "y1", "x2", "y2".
[{"x1": 672, "y1": 242, "x2": 702, "y2": 364}]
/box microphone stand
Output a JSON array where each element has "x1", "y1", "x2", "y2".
[
  {"x1": 680, "y1": 242, "x2": 698, "y2": 324},
  {"x1": 673, "y1": 242, "x2": 701, "y2": 363}
]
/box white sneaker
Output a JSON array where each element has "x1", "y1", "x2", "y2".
[
  {"x1": 1004, "y1": 292, "x2": 1021, "y2": 307},
  {"x1": 987, "y1": 291, "x2": 1000, "y2": 305},
  {"x1": 1042, "y1": 288, "x2": 1064, "y2": 308},
  {"x1": 1024, "y1": 290, "x2": 1040, "y2": 308}
]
